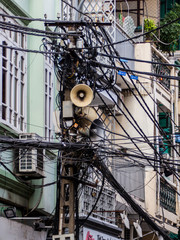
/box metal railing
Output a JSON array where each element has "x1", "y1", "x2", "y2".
[
  {"x1": 152, "y1": 51, "x2": 171, "y2": 90},
  {"x1": 160, "y1": 181, "x2": 176, "y2": 213}
]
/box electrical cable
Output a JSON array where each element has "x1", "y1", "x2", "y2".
[
  {"x1": 93, "y1": 156, "x2": 171, "y2": 240},
  {"x1": 0, "y1": 9, "x2": 179, "y2": 232},
  {"x1": 93, "y1": 26, "x2": 179, "y2": 155},
  {"x1": 1, "y1": 7, "x2": 180, "y2": 50},
  {"x1": 0, "y1": 22, "x2": 72, "y2": 39},
  {"x1": 94, "y1": 88, "x2": 180, "y2": 191},
  {"x1": 25, "y1": 178, "x2": 44, "y2": 216},
  {"x1": 98, "y1": 52, "x2": 180, "y2": 69},
  {"x1": 90, "y1": 26, "x2": 169, "y2": 165},
  {"x1": 90, "y1": 59, "x2": 180, "y2": 80}
]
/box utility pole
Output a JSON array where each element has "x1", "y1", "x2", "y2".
[
  {"x1": 59, "y1": 159, "x2": 75, "y2": 235},
  {"x1": 57, "y1": 81, "x2": 76, "y2": 239},
  {"x1": 44, "y1": 20, "x2": 111, "y2": 240},
  {"x1": 43, "y1": 16, "x2": 172, "y2": 240}
]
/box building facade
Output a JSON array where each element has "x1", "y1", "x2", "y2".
[
  {"x1": 0, "y1": 1, "x2": 179, "y2": 240},
  {"x1": 0, "y1": 1, "x2": 60, "y2": 239}
]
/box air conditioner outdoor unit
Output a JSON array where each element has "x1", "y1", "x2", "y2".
[
  {"x1": 52, "y1": 234, "x2": 74, "y2": 240},
  {"x1": 114, "y1": 93, "x2": 124, "y2": 115},
  {"x1": 16, "y1": 133, "x2": 44, "y2": 178}
]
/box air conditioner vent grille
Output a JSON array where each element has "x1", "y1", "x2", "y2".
[{"x1": 15, "y1": 133, "x2": 44, "y2": 179}]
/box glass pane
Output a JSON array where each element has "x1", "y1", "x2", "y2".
[
  {"x1": 21, "y1": 73, "x2": 24, "y2": 82},
  {"x1": 20, "y1": 117, "x2": 24, "y2": 131},
  {"x1": 21, "y1": 34, "x2": 24, "y2": 48},
  {"x1": 20, "y1": 83, "x2": 24, "y2": 115},
  {"x1": 9, "y1": 110, "x2": 12, "y2": 123},
  {"x1": 49, "y1": 97, "x2": 51, "y2": 128},
  {"x1": 45, "y1": 69, "x2": 47, "y2": 83},
  {"x1": 14, "y1": 113, "x2": 17, "y2": 127},
  {"x1": 2, "y1": 59, "x2": 7, "y2": 68},
  {"x1": 10, "y1": 49, "x2": 13, "y2": 61},
  {"x1": 15, "y1": 68, "x2": 18, "y2": 77},
  {"x1": 10, "y1": 64, "x2": 13, "y2": 73},
  {"x1": 2, "y1": 105, "x2": 6, "y2": 120},
  {"x1": 14, "y1": 79, "x2": 17, "y2": 111},
  {"x1": 2, "y1": 70, "x2": 6, "y2": 104},
  {"x1": 14, "y1": 32, "x2": 18, "y2": 42},
  {"x1": 15, "y1": 52, "x2": 18, "y2": 66},
  {"x1": 21, "y1": 57, "x2": 24, "y2": 71},
  {"x1": 9, "y1": 74, "x2": 12, "y2": 107},
  {"x1": 45, "y1": 95, "x2": 47, "y2": 125},
  {"x1": 2, "y1": 42, "x2": 7, "y2": 57},
  {"x1": 49, "y1": 72, "x2": 51, "y2": 85}
]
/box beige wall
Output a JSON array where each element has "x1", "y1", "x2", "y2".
[{"x1": 116, "y1": 42, "x2": 179, "y2": 232}]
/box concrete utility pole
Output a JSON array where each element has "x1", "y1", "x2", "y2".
[
  {"x1": 43, "y1": 18, "x2": 111, "y2": 240},
  {"x1": 57, "y1": 92, "x2": 76, "y2": 237},
  {"x1": 59, "y1": 160, "x2": 75, "y2": 235}
]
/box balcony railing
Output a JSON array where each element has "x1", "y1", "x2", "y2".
[
  {"x1": 152, "y1": 52, "x2": 171, "y2": 90},
  {"x1": 160, "y1": 182, "x2": 176, "y2": 213}
]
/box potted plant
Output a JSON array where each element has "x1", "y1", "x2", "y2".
[{"x1": 144, "y1": 18, "x2": 157, "y2": 41}]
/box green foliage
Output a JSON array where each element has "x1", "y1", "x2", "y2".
[
  {"x1": 144, "y1": 18, "x2": 157, "y2": 40},
  {"x1": 158, "y1": 3, "x2": 180, "y2": 55},
  {"x1": 144, "y1": 18, "x2": 156, "y2": 32}
]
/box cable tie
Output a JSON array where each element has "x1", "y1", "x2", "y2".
[
  {"x1": 130, "y1": 75, "x2": 138, "y2": 80},
  {"x1": 118, "y1": 71, "x2": 126, "y2": 76},
  {"x1": 120, "y1": 58, "x2": 128, "y2": 63}
]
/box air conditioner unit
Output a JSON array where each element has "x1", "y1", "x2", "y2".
[
  {"x1": 16, "y1": 133, "x2": 44, "y2": 179},
  {"x1": 114, "y1": 93, "x2": 124, "y2": 115},
  {"x1": 52, "y1": 234, "x2": 74, "y2": 240}
]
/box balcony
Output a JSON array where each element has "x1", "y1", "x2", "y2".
[
  {"x1": 160, "y1": 181, "x2": 176, "y2": 214},
  {"x1": 152, "y1": 49, "x2": 171, "y2": 90}
]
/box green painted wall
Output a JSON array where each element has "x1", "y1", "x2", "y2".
[
  {"x1": 27, "y1": 0, "x2": 45, "y2": 136},
  {"x1": 0, "y1": 0, "x2": 60, "y2": 215},
  {"x1": 13, "y1": 0, "x2": 29, "y2": 12},
  {"x1": 26, "y1": 0, "x2": 59, "y2": 214},
  {"x1": 27, "y1": 0, "x2": 61, "y2": 136}
]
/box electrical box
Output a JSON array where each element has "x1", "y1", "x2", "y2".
[
  {"x1": 52, "y1": 234, "x2": 74, "y2": 240},
  {"x1": 63, "y1": 101, "x2": 73, "y2": 119}
]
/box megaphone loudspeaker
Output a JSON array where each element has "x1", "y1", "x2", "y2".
[
  {"x1": 90, "y1": 119, "x2": 105, "y2": 142},
  {"x1": 79, "y1": 118, "x2": 105, "y2": 142},
  {"x1": 70, "y1": 84, "x2": 93, "y2": 107}
]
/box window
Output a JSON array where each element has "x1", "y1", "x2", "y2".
[
  {"x1": 2, "y1": 41, "x2": 7, "y2": 120},
  {"x1": 44, "y1": 56, "x2": 54, "y2": 141},
  {"x1": 0, "y1": 19, "x2": 27, "y2": 132},
  {"x1": 160, "y1": 0, "x2": 180, "y2": 19},
  {"x1": 159, "y1": 112, "x2": 172, "y2": 155}
]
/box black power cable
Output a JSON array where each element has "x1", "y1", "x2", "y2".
[
  {"x1": 97, "y1": 27, "x2": 178, "y2": 172},
  {"x1": 90, "y1": 25, "x2": 166, "y2": 163},
  {"x1": 93, "y1": 156, "x2": 171, "y2": 240}
]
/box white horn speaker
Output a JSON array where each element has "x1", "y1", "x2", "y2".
[
  {"x1": 70, "y1": 84, "x2": 93, "y2": 107},
  {"x1": 89, "y1": 119, "x2": 105, "y2": 142},
  {"x1": 79, "y1": 118, "x2": 105, "y2": 142}
]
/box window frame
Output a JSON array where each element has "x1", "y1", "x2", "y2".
[
  {"x1": 44, "y1": 54, "x2": 54, "y2": 141},
  {"x1": 0, "y1": 13, "x2": 27, "y2": 133}
]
